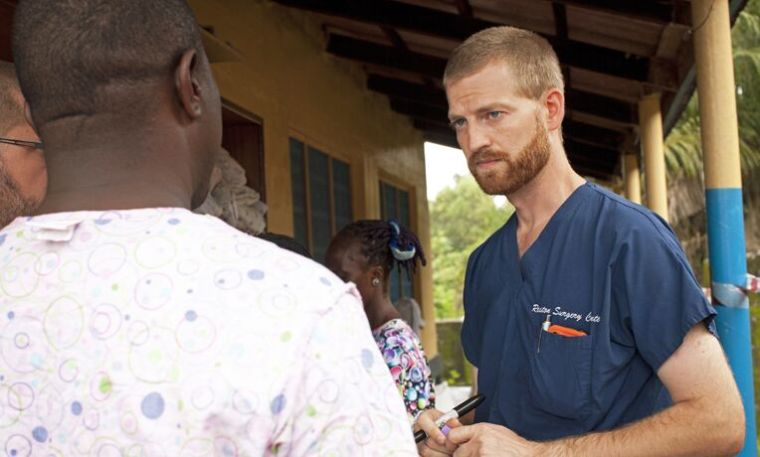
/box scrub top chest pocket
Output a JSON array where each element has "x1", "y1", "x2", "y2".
[{"x1": 529, "y1": 330, "x2": 594, "y2": 420}]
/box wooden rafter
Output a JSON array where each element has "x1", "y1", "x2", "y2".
[
  {"x1": 273, "y1": 0, "x2": 661, "y2": 64},
  {"x1": 327, "y1": 33, "x2": 650, "y2": 86},
  {"x1": 556, "y1": 0, "x2": 681, "y2": 25},
  {"x1": 454, "y1": 0, "x2": 472, "y2": 18}
]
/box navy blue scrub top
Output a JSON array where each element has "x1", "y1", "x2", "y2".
[{"x1": 462, "y1": 182, "x2": 716, "y2": 441}]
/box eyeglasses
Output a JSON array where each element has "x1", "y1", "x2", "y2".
[{"x1": 0, "y1": 137, "x2": 43, "y2": 149}]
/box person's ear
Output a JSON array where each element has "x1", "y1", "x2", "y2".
[
  {"x1": 174, "y1": 48, "x2": 203, "y2": 120},
  {"x1": 370, "y1": 266, "x2": 384, "y2": 287},
  {"x1": 543, "y1": 88, "x2": 565, "y2": 132}
]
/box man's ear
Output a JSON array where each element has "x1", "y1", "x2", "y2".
[
  {"x1": 544, "y1": 88, "x2": 565, "y2": 132},
  {"x1": 174, "y1": 48, "x2": 203, "y2": 120}
]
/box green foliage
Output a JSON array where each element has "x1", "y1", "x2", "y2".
[
  {"x1": 665, "y1": 2, "x2": 760, "y2": 178},
  {"x1": 430, "y1": 175, "x2": 513, "y2": 318},
  {"x1": 436, "y1": 320, "x2": 475, "y2": 386},
  {"x1": 447, "y1": 369, "x2": 461, "y2": 384}
]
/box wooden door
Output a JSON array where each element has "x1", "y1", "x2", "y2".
[{"x1": 221, "y1": 104, "x2": 265, "y2": 202}]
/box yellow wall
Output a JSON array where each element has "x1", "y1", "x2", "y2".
[{"x1": 189, "y1": 0, "x2": 438, "y2": 356}]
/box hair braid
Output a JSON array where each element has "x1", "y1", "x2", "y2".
[{"x1": 334, "y1": 220, "x2": 426, "y2": 280}]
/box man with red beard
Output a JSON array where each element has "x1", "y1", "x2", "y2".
[
  {"x1": 0, "y1": 61, "x2": 46, "y2": 227},
  {"x1": 416, "y1": 27, "x2": 744, "y2": 457}
]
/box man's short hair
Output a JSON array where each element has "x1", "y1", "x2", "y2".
[
  {"x1": 12, "y1": 0, "x2": 204, "y2": 127},
  {"x1": 444, "y1": 26, "x2": 564, "y2": 100},
  {"x1": 0, "y1": 61, "x2": 24, "y2": 136}
]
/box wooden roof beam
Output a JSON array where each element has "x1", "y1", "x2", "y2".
[
  {"x1": 564, "y1": 90, "x2": 636, "y2": 124},
  {"x1": 277, "y1": 0, "x2": 657, "y2": 65},
  {"x1": 552, "y1": 2, "x2": 569, "y2": 41},
  {"x1": 329, "y1": 33, "x2": 649, "y2": 84},
  {"x1": 380, "y1": 26, "x2": 408, "y2": 50},
  {"x1": 454, "y1": 0, "x2": 473, "y2": 18},
  {"x1": 367, "y1": 74, "x2": 447, "y2": 108},
  {"x1": 555, "y1": 0, "x2": 685, "y2": 25},
  {"x1": 563, "y1": 120, "x2": 626, "y2": 149}
]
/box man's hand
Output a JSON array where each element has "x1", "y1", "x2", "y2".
[
  {"x1": 415, "y1": 408, "x2": 462, "y2": 456},
  {"x1": 448, "y1": 423, "x2": 538, "y2": 457}
]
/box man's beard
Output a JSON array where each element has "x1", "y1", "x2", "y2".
[
  {"x1": 0, "y1": 164, "x2": 39, "y2": 228},
  {"x1": 468, "y1": 114, "x2": 552, "y2": 196}
]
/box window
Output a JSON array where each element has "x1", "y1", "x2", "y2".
[
  {"x1": 290, "y1": 138, "x2": 353, "y2": 262},
  {"x1": 379, "y1": 180, "x2": 414, "y2": 303}
]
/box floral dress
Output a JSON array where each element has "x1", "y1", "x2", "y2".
[{"x1": 373, "y1": 318, "x2": 436, "y2": 422}]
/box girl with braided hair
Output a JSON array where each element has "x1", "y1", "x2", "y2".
[{"x1": 325, "y1": 220, "x2": 436, "y2": 423}]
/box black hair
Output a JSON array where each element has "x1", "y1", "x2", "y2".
[
  {"x1": 12, "y1": 0, "x2": 204, "y2": 127},
  {"x1": 258, "y1": 232, "x2": 312, "y2": 259},
  {"x1": 332, "y1": 220, "x2": 426, "y2": 281}
]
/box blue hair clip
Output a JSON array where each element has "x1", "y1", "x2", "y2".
[{"x1": 388, "y1": 220, "x2": 416, "y2": 261}]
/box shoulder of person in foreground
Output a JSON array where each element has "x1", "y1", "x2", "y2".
[
  {"x1": 0, "y1": 208, "x2": 418, "y2": 455},
  {"x1": 199, "y1": 220, "x2": 416, "y2": 456},
  {"x1": 262, "y1": 276, "x2": 419, "y2": 454}
]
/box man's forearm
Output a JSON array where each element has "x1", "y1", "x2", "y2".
[{"x1": 535, "y1": 397, "x2": 744, "y2": 457}]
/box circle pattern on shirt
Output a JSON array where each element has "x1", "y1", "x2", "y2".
[
  {"x1": 43, "y1": 296, "x2": 84, "y2": 349},
  {"x1": 89, "y1": 303, "x2": 123, "y2": 340},
  {"x1": 87, "y1": 243, "x2": 127, "y2": 277},
  {"x1": 135, "y1": 237, "x2": 177, "y2": 269},
  {"x1": 2, "y1": 316, "x2": 50, "y2": 373},
  {"x1": 1, "y1": 253, "x2": 39, "y2": 298},
  {"x1": 141, "y1": 392, "x2": 165, "y2": 419},
  {"x1": 135, "y1": 274, "x2": 173, "y2": 310}
]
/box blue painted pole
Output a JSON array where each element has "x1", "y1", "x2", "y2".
[
  {"x1": 707, "y1": 190, "x2": 757, "y2": 456},
  {"x1": 692, "y1": 1, "x2": 757, "y2": 454}
]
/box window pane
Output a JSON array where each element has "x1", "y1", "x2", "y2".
[
  {"x1": 289, "y1": 138, "x2": 307, "y2": 249},
  {"x1": 381, "y1": 182, "x2": 398, "y2": 221},
  {"x1": 379, "y1": 183, "x2": 388, "y2": 219},
  {"x1": 332, "y1": 159, "x2": 353, "y2": 232},
  {"x1": 390, "y1": 269, "x2": 401, "y2": 303},
  {"x1": 309, "y1": 147, "x2": 331, "y2": 263},
  {"x1": 399, "y1": 190, "x2": 410, "y2": 228},
  {"x1": 401, "y1": 271, "x2": 413, "y2": 298},
  {"x1": 398, "y1": 189, "x2": 414, "y2": 299}
]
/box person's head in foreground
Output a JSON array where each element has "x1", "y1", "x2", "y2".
[
  {"x1": 13, "y1": 0, "x2": 222, "y2": 213},
  {"x1": 444, "y1": 25, "x2": 566, "y2": 199},
  {"x1": 0, "y1": 61, "x2": 46, "y2": 227},
  {"x1": 5, "y1": 0, "x2": 416, "y2": 454}
]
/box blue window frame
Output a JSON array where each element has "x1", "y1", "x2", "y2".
[
  {"x1": 380, "y1": 180, "x2": 414, "y2": 303},
  {"x1": 290, "y1": 138, "x2": 353, "y2": 262}
]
